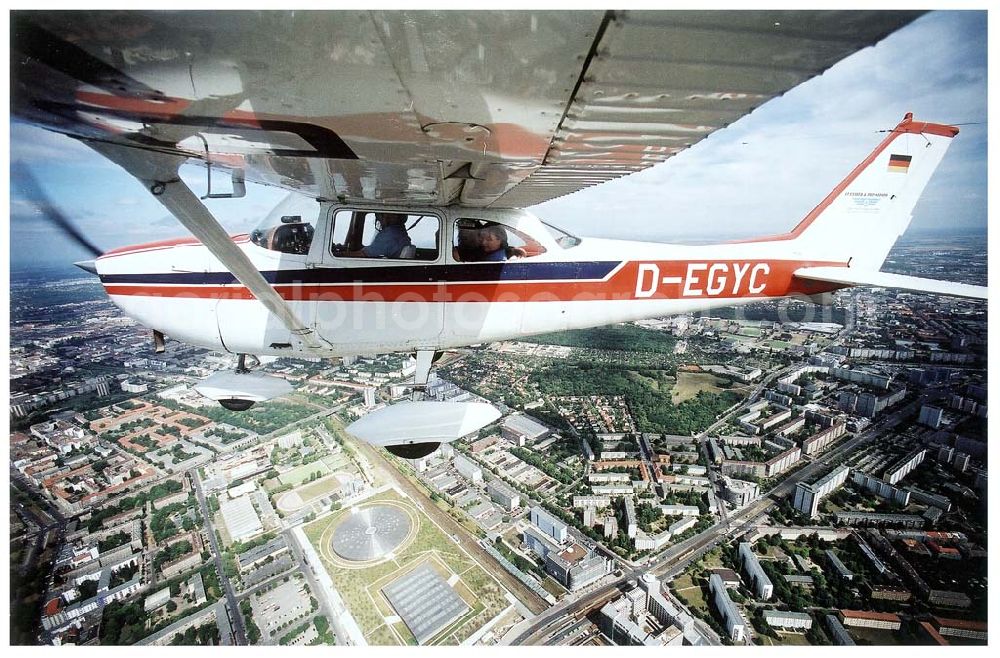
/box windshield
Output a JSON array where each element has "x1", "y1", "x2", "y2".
[
  {"x1": 249, "y1": 192, "x2": 319, "y2": 255},
  {"x1": 540, "y1": 221, "x2": 581, "y2": 249}
]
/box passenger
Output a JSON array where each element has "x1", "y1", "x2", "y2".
[
  {"x1": 350, "y1": 212, "x2": 411, "y2": 258},
  {"x1": 478, "y1": 225, "x2": 509, "y2": 261}
]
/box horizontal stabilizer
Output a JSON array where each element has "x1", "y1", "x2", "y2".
[{"x1": 795, "y1": 267, "x2": 986, "y2": 300}]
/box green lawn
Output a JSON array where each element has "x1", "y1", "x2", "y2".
[
  {"x1": 295, "y1": 476, "x2": 343, "y2": 503},
  {"x1": 278, "y1": 461, "x2": 333, "y2": 487},
  {"x1": 672, "y1": 574, "x2": 708, "y2": 616}
]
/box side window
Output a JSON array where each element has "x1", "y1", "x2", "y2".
[
  {"x1": 330, "y1": 211, "x2": 439, "y2": 261},
  {"x1": 453, "y1": 219, "x2": 546, "y2": 262}
]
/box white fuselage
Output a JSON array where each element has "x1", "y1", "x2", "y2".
[{"x1": 95, "y1": 206, "x2": 843, "y2": 357}]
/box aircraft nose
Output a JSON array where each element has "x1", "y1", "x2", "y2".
[{"x1": 74, "y1": 260, "x2": 98, "y2": 275}]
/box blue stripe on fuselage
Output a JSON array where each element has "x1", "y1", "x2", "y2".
[{"x1": 100, "y1": 261, "x2": 621, "y2": 286}]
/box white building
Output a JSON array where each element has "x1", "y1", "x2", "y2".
[
  {"x1": 660, "y1": 505, "x2": 700, "y2": 517},
  {"x1": 709, "y1": 573, "x2": 746, "y2": 642},
  {"x1": 738, "y1": 542, "x2": 773, "y2": 601},
  {"x1": 144, "y1": 587, "x2": 171, "y2": 612},
  {"x1": 487, "y1": 479, "x2": 520, "y2": 511},
  {"x1": 573, "y1": 495, "x2": 611, "y2": 509},
  {"x1": 720, "y1": 476, "x2": 759, "y2": 508},
  {"x1": 219, "y1": 495, "x2": 263, "y2": 543},
  {"x1": 530, "y1": 506, "x2": 568, "y2": 544},
  {"x1": 453, "y1": 454, "x2": 482, "y2": 483},
  {"x1": 764, "y1": 609, "x2": 813, "y2": 630},
  {"x1": 792, "y1": 465, "x2": 850, "y2": 518},
  {"x1": 623, "y1": 498, "x2": 637, "y2": 539}
]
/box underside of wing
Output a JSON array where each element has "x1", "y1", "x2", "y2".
[{"x1": 12, "y1": 10, "x2": 921, "y2": 208}]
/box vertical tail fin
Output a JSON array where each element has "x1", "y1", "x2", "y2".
[{"x1": 791, "y1": 113, "x2": 959, "y2": 270}]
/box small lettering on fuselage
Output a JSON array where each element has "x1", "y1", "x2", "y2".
[{"x1": 634, "y1": 262, "x2": 771, "y2": 299}]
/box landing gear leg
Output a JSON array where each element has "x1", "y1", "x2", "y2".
[
  {"x1": 411, "y1": 350, "x2": 435, "y2": 401},
  {"x1": 216, "y1": 354, "x2": 264, "y2": 411}
]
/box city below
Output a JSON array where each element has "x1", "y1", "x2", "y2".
[{"x1": 8, "y1": 233, "x2": 988, "y2": 647}]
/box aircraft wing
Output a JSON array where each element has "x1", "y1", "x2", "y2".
[{"x1": 12, "y1": 10, "x2": 922, "y2": 208}]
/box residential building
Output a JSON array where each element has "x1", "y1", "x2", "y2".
[
  {"x1": 826, "y1": 551, "x2": 854, "y2": 581},
  {"x1": 932, "y1": 617, "x2": 987, "y2": 641},
  {"x1": 623, "y1": 498, "x2": 637, "y2": 538},
  {"x1": 839, "y1": 610, "x2": 902, "y2": 631},
  {"x1": 764, "y1": 610, "x2": 813, "y2": 630},
  {"x1": 802, "y1": 422, "x2": 846, "y2": 455},
  {"x1": 143, "y1": 588, "x2": 171, "y2": 613},
  {"x1": 720, "y1": 476, "x2": 759, "y2": 508},
  {"x1": 573, "y1": 495, "x2": 611, "y2": 509},
  {"x1": 660, "y1": 505, "x2": 700, "y2": 517},
  {"x1": 884, "y1": 449, "x2": 927, "y2": 485},
  {"x1": 825, "y1": 614, "x2": 856, "y2": 645},
  {"x1": 453, "y1": 454, "x2": 482, "y2": 483},
  {"x1": 918, "y1": 405, "x2": 944, "y2": 429},
  {"x1": 792, "y1": 465, "x2": 849, "y2": 518},
  {"x1": 738, "y1": 543, "x2": 773, "y2": 600},
  {"x1": 709, "y1": 573, "x2": 745, "y2": 642},
  {"x1": 835, "y1": 511, "x2": 923, "y2": 529},
  {"x1": 531, "y1": 506, "x2": 568, "y2": 544},
  {"x1": 486, "y1": 479, "x2": 520, "y2": 511}
]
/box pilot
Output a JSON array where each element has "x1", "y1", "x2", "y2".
[
  {"x1": 352, "y1": 212, "x2": 412, "y2": 258},
  {"x1": 454, "y1": 226, "x2": 482, "y2": 262}
]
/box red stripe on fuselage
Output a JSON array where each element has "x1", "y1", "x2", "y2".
[{"x1": 103, "y1": 259, "x2": 846, "y2": 302}]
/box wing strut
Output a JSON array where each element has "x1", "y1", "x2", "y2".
[{"x1": 87, "y1": 142, "x2": 328, "y2": 351}]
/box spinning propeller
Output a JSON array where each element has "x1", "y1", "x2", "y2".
[{"x1": 11, "y1": 164, "x2": 103, "y2": 272}]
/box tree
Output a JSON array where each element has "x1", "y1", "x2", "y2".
[{"x1": 166, "y1": 600, "x2": 178, "y2": 613}]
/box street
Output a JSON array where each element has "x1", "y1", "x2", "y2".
[{"x1": 191, "y1": 470, "x2": 248, "y2": 645}]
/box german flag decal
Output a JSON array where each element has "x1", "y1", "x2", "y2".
[{"x1": 888, "y1": 153, "x2": 912, "y2": 173}]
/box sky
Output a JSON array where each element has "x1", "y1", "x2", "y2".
[{"x1": 7, "y1": 10, "x2": 988, "y2": 270}]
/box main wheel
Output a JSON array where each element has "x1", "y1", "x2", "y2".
[
  {"x1": 219, "y1": 398, "x2": 256, "y2": 411},
  {"x1": 384, "y1": 442, "x2": 441, "y2": 459}
]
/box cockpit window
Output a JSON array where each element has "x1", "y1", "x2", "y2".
[
  {"x1": 453, "y1": 218, "x2": 546, "y2": 262},
  {"x1": 249, "y1": 192, "x2": 319, "y2": 255},
  {"x1": 330, "y1": 210, "x2": 440, "y2": 261}
]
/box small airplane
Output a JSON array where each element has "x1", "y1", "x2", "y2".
[{"x1": 11, "y1": 11, "x2": 986, "y2": 459}]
